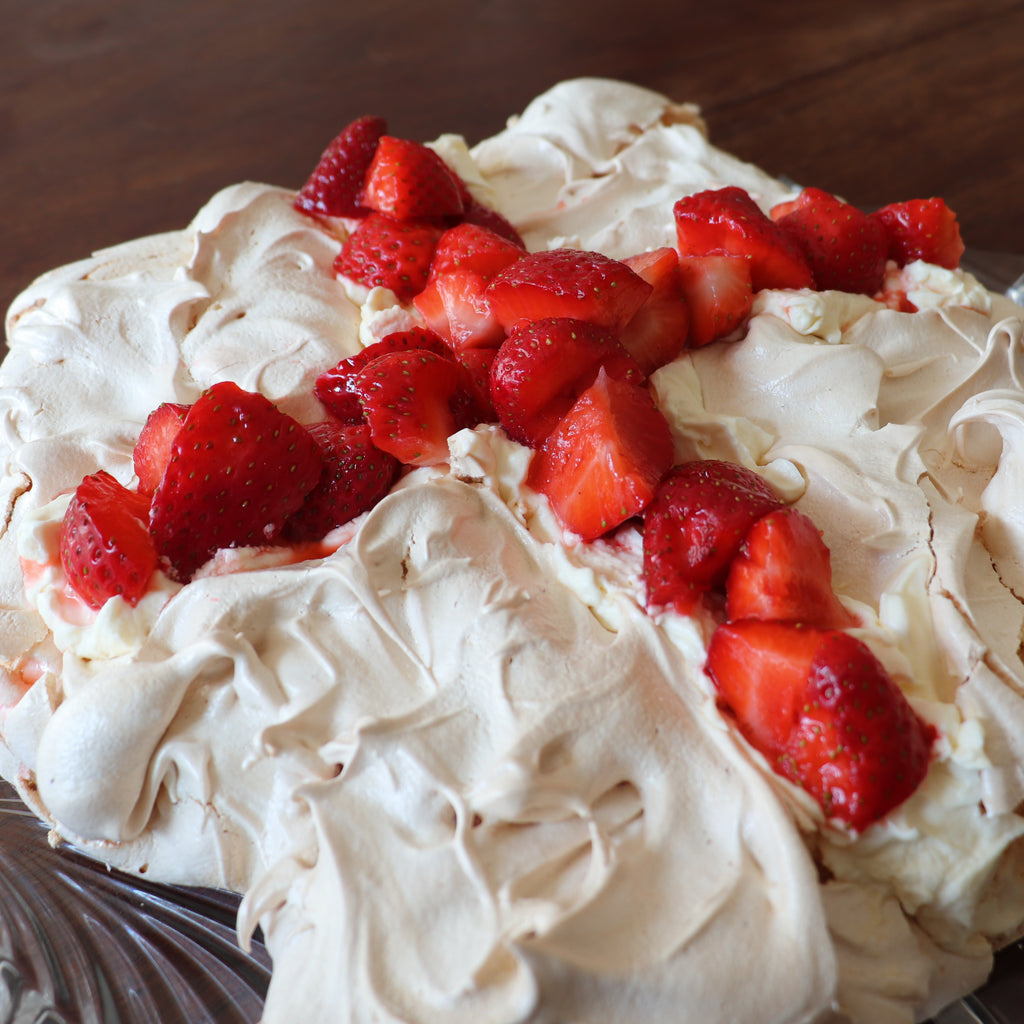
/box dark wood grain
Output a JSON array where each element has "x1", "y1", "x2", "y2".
[{"x1": 2, "y1": 0, "x2": 1023, "y2": 318}]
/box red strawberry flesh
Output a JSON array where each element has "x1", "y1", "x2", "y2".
[
  {"x1": 283, "y1": 422, "x2": 399, "y2": 542},
  {"x1": 413, "y1": 222, "x2": 523, "y2": 349},
  {"x1": 149, "y1": 381, "x2": 323, "y2": 581},
  {"x1": 706, "y1": 618, "x2": 819, "y2": 752},
  {"x1": 334, "y1": 213, "x2": 442, "y2": 303},
  {"x1": 706, "y1": 620, "x2": 934, "y2": 830},
  {"x1": 618, "y1": 248, "x2": 690, "y2": 374},
  {"x1": 489, "y1": 316, "x2": 644, "y2": 448},
  {"x1": 486, "y1": 248, "x2": 652, "y2": 333},
  {"x1": 725, "y1": 506, "x2": 857, "y2": 628},
  {"x1": 673, "y1": 186, "x2": 814, "y2": 292},
  {"x1": 676, "y1": 254, "x2": 753, "y2": 346},
  {"x1": 643, "y1": 460, "x2": 783, "y2": 613},
  {"x1": 425, "y1": 221, "x2": 524, "y2": 280},
  {"x1": 314, "y1": 328, "x2": 452, "y2": 424},
  {"x1": 60, "y1": 470, "x2": 158, "y2": 609},
  {"x1": 359, "y1": 136, "x2": 465, "y2": 222},
  {"x1": 355, "y1": 348, "x2": 463, "y2": 466},
  {"x1": 450, "y1": 347, "x2": 498, "y2": 426},
  {"x1": 294, "y1": 115, "x2": 387, "y2": 219},
  {"x1": 527, "y1": 369, "x2": 675, "y2": 541},
  {"x1": 772, "y1": 187, "x2": 888, "y2": 294},
  {"x1": 870, "y1": 197, "x2": 965, "y2": 270},
  {"x1": 134, "y1": 401, "x2": 189, "y2": 495}
]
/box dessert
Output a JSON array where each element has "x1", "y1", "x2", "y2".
[{"x1": 2, "y1": 77, "x2": 1024, "y2": 1023}]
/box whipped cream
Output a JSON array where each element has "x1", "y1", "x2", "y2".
[{"x1": 2, "y1": 78, "x2": 1024, "y2": 1024}]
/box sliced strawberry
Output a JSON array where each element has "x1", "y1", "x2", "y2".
[
  {"x1": 725, "y1": 506, "x2": 856, "y2": 628},
  {"x1": 706, "y1": 618, "x2": 819, "y2": 753},
  {"x1": 489, "y1": 316, "x2": 644, "y2": 448},
  {"x1": 282, "y1": 422, "x2": 398, "y2": 542},
  {"x1": 453, "y1": 347, "x2": 498, "y2": 424},
  {"x1": 294, "y1": 115, "x2": 387, "y2": 219},
  {"x1": 355, "y1": 348, "x2": 464, "y2": 465},
  {"x1": 485, "y1": 249, "x2": 652, "y2": 334},
  {"x1": 334, "y1": 213, "x2": 443, "y2": 303},
  {"x1": 134, "y1": 402, "x2": 189, "y2": 495},
  {"x1": 150, "y1": 381, "x2": 323, "y2": 582},
  {"x1": 60, "y1": 470, "x2": 158, "y2": 609},
  {"x1": 706, "y1": 621, "x2": 934, "y2": 830},
  {"x1": 619, "y1": 248, "x2": 690, "y2": 374},
  {"x1": 427, "y1": 221, "x2": 525, "y2": 280},
  {"x1": 792, "y1": 629, "x2": 934, "y2": 829},
  {"x1": 414, "y1": 272, "x2": 504, "y2": 350},
  {"x1": 527, "y1": 369, "x2": 674, "y2": 541},
  {"x1": 772, "y1": 187, "x2": 888, "y2": 294},
  {"x1": 358, "y1": 136, "x2": 464, "y2": 222},
  {"x1": 413, "y1": 222, "x2": 524, "y2": 349},
  {"x1": 870, "y1": 197, "x2": 965, "y2": 270},
  {"x1": 643, "y1": 460, "x2": 783, "y2": 614},
  {"x1": 673, "y1": 186, "x2": 814, "y2": 292},
  {"x1": 314, "y1": 327, "x2": 452, "y2": 423},
  {"x1": 675, "y1": 255, "x2": 753, "y2": 347}
]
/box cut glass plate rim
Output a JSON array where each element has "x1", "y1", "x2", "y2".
[
  {"x1": 3, "y1": 772, "x2": 1022, "y2": 1023},
  {"x1": 0, "y1": 777, "x2": 270, "y2": 1024}
]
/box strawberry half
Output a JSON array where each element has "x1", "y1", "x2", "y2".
[
  {"x1": 489, "y1": 316, "x2": 644, "y2": 447},
  {"x1": 643, "y1": 460, "x2": 783, "y2": 613},
  {"x1": 334, "y1": 213, "x2": 443, "y2": 303},
  {"x1": 706, "y1": 618, "x2": 818, "y2": 754},
  {"x1": 527, "y1": 369, "x2": 674, "y2": 541},
  {"x1": 359, "y1": 136, "x2": 464, "y2": 222},
  {"x1": 619, "y1": 247, "x2": 690, "y2": 374},
  {"x1": 706, "y1": 620, "x2": 934, "y2": 830},
  {"x1": 134, "y1": 401, "x2": 189, "y2": 495},
  {"x1": 294, "y1": 115, "x2": 388, "y2": 219},
  {"x1": 60, "y1": 470, "x2": 158, "y2": 609},
  {"x1": 452, "y1": 347, "x2": 498, "y2": 425},
  {"x1": 772, "y1": 187, "x2": 888, "y2": 294},
  {"x1": 673, "y1": 186, "x2": 814, "y2": 292},
  {"x1": 149, "y1": 381, "x2": 323, "y2": 581},
  {"x1": 676, "y1": 255, "x2": 753, "y2": 347},
  {"x1": 425, "y1": 221, "x2": 526, "y2": 282},
  {"x1": 869, "y1": 197, "x2": 965, "y2": 270},
  {"x1": 725, "y1": 506, "x2": 856, "y2": 628},
  {"x1": 413, "y1": 222, "x2": 524, "y2": 349},
  {"x1": 314, "y1": 327, "x2": 452, "y2": 424},
  {"x1": 355, "y1": 348, "x2": 464, "y2": 466},
  {"x1": 282, "y1": 422, "x2": 399, "y2": 542},
  {"x1": 485, "y1": 249, "x2": 652, "y2": 334}
]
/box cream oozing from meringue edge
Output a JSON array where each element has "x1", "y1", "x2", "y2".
[{"x1": 1, "y1": 78, "x2": 1024, "y2": 1024}]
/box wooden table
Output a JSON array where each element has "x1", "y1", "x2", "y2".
[{"x1": 3, "y1": 0, "x2": 1023, "y2": 321}]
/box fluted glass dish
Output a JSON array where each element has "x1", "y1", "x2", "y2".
[
  {"x1": 0, "y1": 780, "x2": 270, "y2": 1024},
  {"x1": 3, "y1": 773, "x2": 1024, "y2": 1024}
]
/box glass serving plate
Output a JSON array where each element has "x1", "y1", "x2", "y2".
[
  {"x1": 0, "y1": 780, "x2": 270, "y2": 1023},
  {"x1": 1, "y1": 776, "x2": 1023, "y2": 1024}
]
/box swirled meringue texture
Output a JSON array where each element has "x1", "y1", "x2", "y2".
[{"x1": 2, "y1": 78, "x2": 1024, "y2": 1024}]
